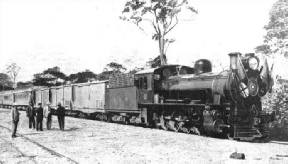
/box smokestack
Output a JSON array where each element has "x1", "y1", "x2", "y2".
[
  {"x1": 228, "y1": 52, "x2": 239, "y2": 70},
  {"x1": 228, "y1": 52, "x2": 246, "y2": 82}
]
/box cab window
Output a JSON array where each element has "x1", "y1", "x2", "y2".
[
  {"x1": 139, "y1": 77, "x2": 143, "y2": 89},
  {"x1": 143, "y1": 77, "x2": 147, "y2": 90},
  {"x1": 147, "y1": 75, "x2": 152, "y2": 90},
  {"x1": 134, "y1": 76, "x2": 139, "y2": 88},
  {"x1": 136, "y1": 75, "x2": 151, "y2": 90}
]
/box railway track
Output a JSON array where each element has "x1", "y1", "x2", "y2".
[
  {"x1": 0, "y1": 132, "x2": 38, "y2": 164},
  {"x1": 0, "y1": 125, "x2": 78, "y2": 164}
]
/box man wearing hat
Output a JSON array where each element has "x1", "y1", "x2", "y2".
[
  {"x1": 57, "y1": 102, "x2": 65, "y2": 131},
  {"x1": 11, "y1": 103, "x2": 20, "y2": 138},
  {"x1": 26, "y1": 101, "x2": 36, "y2": 129},
  {"x1": 35, "y1": 103, "x2": 44, "y2": 131},
  {"x1": 44, "y1": 102, "x2": 52, "y2": 130}
]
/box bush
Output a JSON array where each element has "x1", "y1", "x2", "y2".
[{"x1": 262, "y1": 84, "x2": 288, "y2": 141}]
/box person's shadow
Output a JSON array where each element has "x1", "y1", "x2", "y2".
[
  {"x1": 21, "y1": 133, "x2": 39, "y2": 136},
  {"x1": 46, "y1": 127, "x2": 79, "y2": 131},
  {"x1": 63, "y1": 127, "x2": 79, "y2": 131}
]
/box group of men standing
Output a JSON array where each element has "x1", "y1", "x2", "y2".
[
  {"x1": 26, "y1": 101, "x2": 53, "y2": 131},
  {"x1": 11, "y1": 101, "x2": 66, "y2": 138}
]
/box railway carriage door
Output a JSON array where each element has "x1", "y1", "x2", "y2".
[
  {"x1": 56, "y1": 88, "x2": 64, "y2": 106},
  {"x1": 72, "y1": 86, "x2": 76, "y2": 109},
  {"x1": 51, "y1": 89, "x2": 57, "y2": 107},
  {"x1": 36, "y1": 90, "x2": 42, "y2": 105},
  {"x1": 42, "y1": 89, "x2": 49, "y2": 106},
  {"x1": 83, "y1": 85, "x2": 89, "y2": 108},
  {"x1": 138, "y1": 74, "x2": 154, "y2": 103},
  {"x1": 63, "y1": 86, "x2": 72, "y2": 109}
]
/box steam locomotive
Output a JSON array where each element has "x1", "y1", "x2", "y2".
[{"x1": 0, "y1": 52, "x2": 274, "y2": 141}]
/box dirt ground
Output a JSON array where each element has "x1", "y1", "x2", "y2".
[{"x1": 0, "y1": 108, "x2": 288, "y2": 164}]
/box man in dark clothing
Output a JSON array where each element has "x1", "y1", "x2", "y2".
[
  {"x1": 57, "y1": 102, "x2": 65, "y2": 131},
  {"x1": 11, "y1": 103, "x2": 20, "y2": 138},
  {"x1": 36, "y1": 103, "x2": 44, "y2": 131},
  {"x1": 26, "y1": 101, "x2": 35, "y2": 129}
]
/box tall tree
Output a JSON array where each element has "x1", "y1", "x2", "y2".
[
  {"x1": 6, "y1": 63, "x2": 21, "y2": 89},
  {"x1": 121, "y1": 0, "x2": 197, "y2": 65},
  {"x1": 32, "y1": 66, "x2": 66, "y2": 86},
  {"x1": 255, "y1": 0, "x2": 288, "y2": 57}
]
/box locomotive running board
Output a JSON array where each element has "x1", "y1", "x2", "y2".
[{"x1": 139, "y1": 103, "x2": 222, "y2": 108}]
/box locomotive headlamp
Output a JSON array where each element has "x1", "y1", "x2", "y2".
[
  {"x1": 248, "y1": 57, "x2": 259, "y2": 70},
  {"x1": 248, "y1": 77, "x2": 259, "y2": 96}
]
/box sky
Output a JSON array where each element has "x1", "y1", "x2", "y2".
[{"x1": 0, "y1": 0, "x2": 284, "y2": 82}]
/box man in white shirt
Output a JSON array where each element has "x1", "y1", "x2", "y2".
[{"x1": 43, "y1": 102, "x2": 52, "y2": 130}]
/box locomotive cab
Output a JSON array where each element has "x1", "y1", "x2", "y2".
[
  {"x1": 135, "y1": 65, "x2": 194, "y2": 104},
  {"x1": 134, "y1": 68, "x2": 154, "y2": 103}
]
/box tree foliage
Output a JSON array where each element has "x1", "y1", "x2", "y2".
[
  {"x1": 98, "y1": 62, "x2": 127, "y2": 81},
  {"x1": 146, "y1": 54, "x2": 167, "y2": 68},
  {"x1": 67, "y1": 70, "x2": 97, "y2": 84},
  {"x1": 32, "y1": 66, "x2": 66, "y2": 86},
  {"x1": 6, "y1": 63, "x2": 20, "y2": 89},
  {"x1": 0, "y1": 73, "x2": 13, "y2": 91},
  {"x1": 106, "y1": 62, "x2": 127, "y2": 73},
  {"x1": 255, "y1": 0, "x2": 288, "y2": 57},
  {"x1": 121, "y1": 0, "x2": 197, "y2": 65},
  {"x1": 17, "y1": 81, "x2": 33, "y2": 89},
  {"x1": 262, "y1": 82, "x2": 288, "y2": 141},
  {"x1": 97, "y1": 71, "x2": 113, "y2": 81}
]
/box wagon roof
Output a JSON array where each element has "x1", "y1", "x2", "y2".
[
  {"x1": 13, "y1": 88, "x2": 33, "y2": 93},
  {"x1": 32, "y1": 86, "x2": 49, "y2": 91},
  {"x1": 0, "y1": 86, "x2": 42, "y2": 94},
  {"x1": 48, "y1": 80, "x2": 108, "y2": 89},
  {"x1": 0, "y1": 90, "x2": 14, "y2": 94},
  {"x1": 71, "y1": 80, "x2": 109, "y2": 86}
]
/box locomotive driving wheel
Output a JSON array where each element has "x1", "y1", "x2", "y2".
[
  {"x1": 168, "y1": 120, "x2": 180, "y2": 132},
  {"x1": 124, "y1": 117, "x2": 130, "y2": 125},
  {"x1": 227, "y1": 133, "x2": 234, "y2": 140},
  {"x1": 159, "y1": 115, "x2": 168, "y2": 131},
  {"x1": 189, "y1": 126, "x2": 201, "y2": 135},
  {"x1": 152, "y1": 113, "x2": 161, "y2": 129}
]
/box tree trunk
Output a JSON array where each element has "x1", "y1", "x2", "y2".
[{"x1": 158, "y1": 34, "x2": 167, "y2": 65}]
